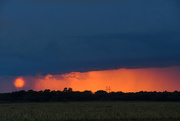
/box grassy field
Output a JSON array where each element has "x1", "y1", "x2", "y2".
[{"x1": 0, "y1": 101, "x2": 180, "y2": 121}]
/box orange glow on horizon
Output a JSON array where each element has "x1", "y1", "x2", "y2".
[
  {"x1": 14, "y1": 77, "x2": 25, "y2": 88},
  {"x1": 32, "y1": 66, "x2": 180, "y2": 92},
  {"x1": 34, "y1": 74, "x2": 70, "y2": 91}
]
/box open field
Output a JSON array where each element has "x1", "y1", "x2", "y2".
[{"x1": 0, "y1": 101, "x2": 180, "y2": 121}]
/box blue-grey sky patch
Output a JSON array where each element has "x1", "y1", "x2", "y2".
[{"x1": 0, "y1": 0, "x2": 180, "y2": 76}]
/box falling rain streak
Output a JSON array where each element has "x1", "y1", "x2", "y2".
[{"x1": 13, "y1": 66, "x2": 180, "y2": 92}]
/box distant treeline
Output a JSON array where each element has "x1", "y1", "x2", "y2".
[{"x1": 0, "y1": 88, "x2": 180, "y2": 102}]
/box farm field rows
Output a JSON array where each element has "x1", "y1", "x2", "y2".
[{"x1": 0, "y1": 101, "x2": 180, "y2": 121}]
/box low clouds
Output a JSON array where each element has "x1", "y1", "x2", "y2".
[
  {"x1": 0, "y1": 0, "x2": 180, "y2": 76},
  {"x1": 1, "y1": 32, "x2": 180, "y2": 76}
]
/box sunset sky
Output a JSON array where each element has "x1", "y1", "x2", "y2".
[{"x1": 0, "y1": 0, "x2": 180, "y2": 93}]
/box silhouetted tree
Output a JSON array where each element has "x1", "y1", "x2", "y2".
[
  {"x1": 68, "y1": 88, "x2": 73, "y2": 93},
  {"x1": 63, "y1": 87, "x2": 68, "y2": 93},
  {"x1": 1, "y1": 88, "x2": 180, "y2": 102}
]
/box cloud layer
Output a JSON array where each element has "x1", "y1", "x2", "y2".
[{"x1": 0, "y1": 0, "x2": 180, "y2": 76}]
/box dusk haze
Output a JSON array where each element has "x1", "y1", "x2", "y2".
[{"x1": 0, "y1": 0, "x2": 180, "y2": 93}]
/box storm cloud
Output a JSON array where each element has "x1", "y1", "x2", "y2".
[{"x1": 0, "y1": 0, "x2": 180, "y2": 76}]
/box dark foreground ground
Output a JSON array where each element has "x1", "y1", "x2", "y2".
[{"x1": 0, "y1": 101, "x2": 180, "y2": 121}]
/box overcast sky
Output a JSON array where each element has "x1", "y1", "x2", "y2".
[{"x1": 0, "y1": 0, "x2": 180, "y2": 76}]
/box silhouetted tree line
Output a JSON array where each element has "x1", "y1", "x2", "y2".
[{"x1": 0, "y1": 88, "x2": 180, "y2": 102}]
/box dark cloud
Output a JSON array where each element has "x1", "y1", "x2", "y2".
[
  {"x1": 0, "y1": 0, "x2": 180, "y2": 76},
  {"x1": 1, "y1": 32, "x2": 180, "y2": 76}
]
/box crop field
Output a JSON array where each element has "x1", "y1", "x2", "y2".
[{"x1": 0, "y1": 101, "x2": 180, "y2": 121}]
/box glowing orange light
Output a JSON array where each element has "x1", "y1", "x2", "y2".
[
  {"x1": 14, "y1": 77, "x2": 25, "y2": 88},
  {"x1": 31, "y1": 66, "x2": 180, "y2": 92}
]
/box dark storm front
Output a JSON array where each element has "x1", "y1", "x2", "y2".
[
  {"x1": 1, "y1": 1, "x2": 180, "y2": 121},
  {"x1": 1, "y1": 0, "x2": 180, "y2": 76}
]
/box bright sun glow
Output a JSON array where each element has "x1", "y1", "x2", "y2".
[
  {"x1": 14, "y1": 77, "x2": 25, "y2": 88},
  {"x1": 33, "y1": 66, "x2": 180, "y2": 92}
]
